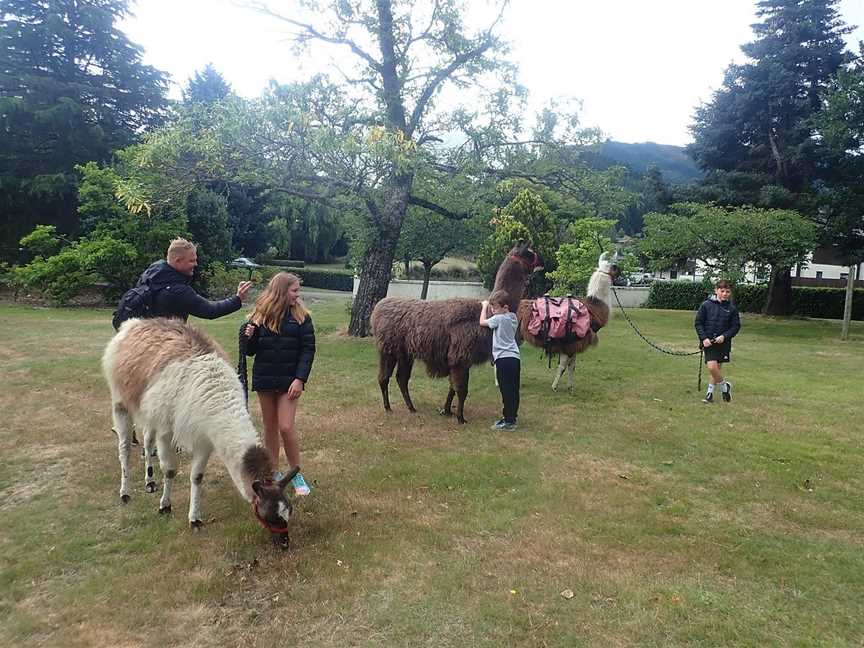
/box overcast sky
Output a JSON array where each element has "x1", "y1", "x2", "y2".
[{"x1": 121, "y1": 0, "x2": 864, "y2": 146}]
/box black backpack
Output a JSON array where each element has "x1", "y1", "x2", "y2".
[{"x1": 111, "y1": 282, "x2": 169, "y2": 330}]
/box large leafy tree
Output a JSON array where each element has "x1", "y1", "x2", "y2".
[
  {"x1": 640, "y1": 203, "x2": 817, "y2": 293},
  {"x1": 687, "y1": 0, "x2": 851, "y2": 313},
  {"x1": 120, "y1": 1, "x2": 604, "y2": 336},
  {"x1": 0, "y1": 0, "x2": 170, "y2": 260},
  {"x1": 396, "y1": 208, "x2": 462, "y2": 299}
]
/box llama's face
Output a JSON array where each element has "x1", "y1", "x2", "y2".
[
  {"x1": 252, "y1": 479, "x2": 294, "y2": 529},
  {"x1": 509, "y1": 244, "x2": 544, "y2": 271}
]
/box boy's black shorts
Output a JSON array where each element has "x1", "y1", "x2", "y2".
[{"x1": 703, "y1": 339, "x2": 731, "y2": 364}]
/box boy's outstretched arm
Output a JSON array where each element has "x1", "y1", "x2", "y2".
[{"x1": 479, "y1": 300, "x2": 491, "y2": 327}]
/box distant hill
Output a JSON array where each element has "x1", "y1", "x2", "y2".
[{"x1": 598, "y1": 141, "x2": 702, "y2": 185}]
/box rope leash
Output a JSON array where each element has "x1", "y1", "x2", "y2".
[{"x1": 609, "y1": 284, "x2": 705, "y2": 391}]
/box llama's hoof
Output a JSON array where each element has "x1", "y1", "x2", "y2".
[
  {"x1": 158, "y1": 505, "x2": 172, "y2": 515},
  {"x1": 408, "y1": 406, "x2": 417, "y2": 413},
  {"x1": 145, "y1": 481, "x2": 157, "y2": 493},
  {"x1": 120, "y1": 494, "x2": 130, "y2": 504},
  {"x1": 272, "y1": 533, "x2": 290, "y2": 550},
  {"x1": 190, "y1": 519, "x2": 204, "y2": 530},
  {"x1": 457, "y1": 417, "x2": 467, "y2": 424},
  {"x1": 438, "y1": 408, "x2": 453, "y2": 417},
  {"x1": 552, "y1": 384, "x2": 559, "y2": 392}
]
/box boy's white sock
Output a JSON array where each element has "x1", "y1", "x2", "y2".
[
  {"x1": 706, "y1": 383, "x2": 716, "y2": 393},
  {"x1": 721, "y1": 380, "x2": 730, "y2": 392}
]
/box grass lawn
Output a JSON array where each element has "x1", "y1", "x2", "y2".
[{"x1": 0, "y1": 298, "x2": 862, "y2": 647}]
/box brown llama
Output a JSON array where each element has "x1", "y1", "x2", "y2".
[
  {"x1": 519, "y1": 253, "x2": 620, "y2": 391},
  {"x1": 371, "y1": 243, "x2": 542, "y2": 423}
]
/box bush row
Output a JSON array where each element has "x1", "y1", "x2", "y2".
[
  {"x1": 269, "y1": 259, "x2": 305, "y2": 268},
  {"x1": 645, "y1": 280, "x2": 864, "y2": 320},
  {"x1": 256, "y1": 266, "x2": 354, "y2": 292}
]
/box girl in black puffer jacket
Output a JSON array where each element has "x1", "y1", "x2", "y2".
[{"x1": 243, "y1": 273, "x2": 316, "y2": 495}]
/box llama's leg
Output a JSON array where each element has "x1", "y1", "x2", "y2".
[
  {"x1": 452, "y1": 366, "x2": 470, "y2": 424},
  {"x1": 113, "y1": 402, "x2": 133, "y2": 504},
  {"x1": 439, "y1": 385, "x2": 455, "y2": 417},
  {"x1": 378, "y1": 353, "x2": 397, "y2": 412},
  {"x1": 551, "y1": 354, "x2": 568, "y2": 392},
  {"x1": 187, "y1": 440, "x2": 213, "y2": 528},
  {"x1": 142, "y1": 426, "x2": 158, "y2": 493},
  {"x1": 566, "y1": 354, "x2": 577, "y2": 392},
  {"x1": 395, "y1": 355, "x2": 416, "y2": 413},
  {"x1": 156, "y1": 433, "x2": 178, "y2": 514}
]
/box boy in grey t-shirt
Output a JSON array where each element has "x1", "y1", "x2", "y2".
[{"x1": 480, "y1": 289, "x2": 521, "y2": 430}]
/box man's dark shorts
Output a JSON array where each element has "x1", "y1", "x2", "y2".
[{"x1": 704, "y1": 340, "x2": 731, "y2": 364}]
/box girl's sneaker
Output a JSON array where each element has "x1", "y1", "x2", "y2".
[{"x1": 291, "y1": 472, "x2": 311, "y2": 496}]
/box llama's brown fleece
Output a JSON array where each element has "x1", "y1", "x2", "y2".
[{"x1": 111, "y1": 318, "x2": 228, "y2": 411}]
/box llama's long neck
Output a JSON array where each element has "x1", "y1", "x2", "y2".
[
  {"x1": 587, "y1": 270, "x2": 612, "y2": 309},
  {"x1": 492, "y1": 258, "x2": 529, "y2": 312}
]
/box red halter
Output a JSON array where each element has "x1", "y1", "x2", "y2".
[{"x1": 250, "y1": 479, "x2": 290, "y2": 534}]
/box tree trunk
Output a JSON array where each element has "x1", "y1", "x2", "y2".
[
  {"x1": 348, "y1": 174, "x2": 413, "y2": 336},
  {"x1": 841, "y1": 263, "x2": 858, "y2": 341},
  {"x1": 420, "y1": 263, "x2": 432, "y2": 300},
  {"x1": 349, "y1": 241, "x2": 398, "y2": 336},
  {"x1": 763, "y1": 266, "x2": 793, "y2": 316}
]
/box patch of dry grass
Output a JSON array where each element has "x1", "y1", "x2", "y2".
[{"x1": 1, "y1": 303, "x2": 863, "y2": 646}]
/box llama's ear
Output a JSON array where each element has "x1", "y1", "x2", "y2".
[{"x1": 251, "y1": 480, "x2": 264, "y2": 496}]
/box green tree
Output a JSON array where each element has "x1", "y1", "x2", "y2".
[
  {"x1": 183, "y1": 63, "x2": 233, "y2": 105},
  {"x1": 396, "y1": 209, "x2": 463, "y2": 299},
  {"x1": 0, "y1": 0, "x2": 169, "y2": 260},
  {"x1": 817, "y1": 63, "x2": 864, "y2": 266},
  {"x1": 640, "y1": 203, "x2": 817, "y2": 300},
  {"x1": 687, "y1": 0, "x2": 851, "y2": 313},
  {"x1": 118, "y1": 1, "x2": 605, "y2": 336},
  {"x1": 546, "y1": 217, "x2": 617, "y2": 295}
]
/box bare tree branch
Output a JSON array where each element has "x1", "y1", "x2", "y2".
[
  {"x1": 408, "y1": 195, "x2": 472, "y2": 220},
  {"x1": 245, "y1": 1, "x2": 383, "y2": 73},
  {"x1": 406, "y1": 1, "x2": 507, "y2": 136}
]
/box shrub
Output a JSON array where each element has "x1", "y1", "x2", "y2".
[
  {"x1": 270, "y1": 259, "x2": 306, "y2": 268},
  {"x1": 15, "y1": 235, "x2": 138, "y2": 304},
  {"x1": 645, "y1": 280, "x2": 864, "y2": 320},
  {"x1": 258, "y1": 266, "x2": 353, "y2": 292},
  {"x1": 199, "y1": 263, "x2": 264, "y2": 299},
  {"x1": 644, "y1": 281, "x2": 709, "y2": 310}
]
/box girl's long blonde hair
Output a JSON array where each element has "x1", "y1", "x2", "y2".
[{"x1": 249, "y1": 272, "x2": 310, "y2": 332}]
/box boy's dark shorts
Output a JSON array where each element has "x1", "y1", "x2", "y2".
[{"x1": 703, "y1": 340, "x2": 731, "y2": 364}]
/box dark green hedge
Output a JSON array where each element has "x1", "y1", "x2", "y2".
[
  {"x1": 645, "y1": 281, "x2": 864, "y2": 320},
  {"x1": 259, "y1": 266, "x2": 354, "y2": 292},
  {"x1": 270, "y1": 259, "x2": 305, "y2": 268}
]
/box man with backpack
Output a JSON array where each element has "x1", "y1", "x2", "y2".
[{"x1": 113, "y1": 238, "x2": 252, "y2": 329}]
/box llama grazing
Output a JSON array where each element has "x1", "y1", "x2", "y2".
[
  {"x1": 371, "y1": 243, "x2": 542, "y2": 423},
  {"x1": 519, "y1": 253, "x2": 619, "y2": 391},
  {"x1": 102, "y1": 317, "x2": 297, "y2": 544}
]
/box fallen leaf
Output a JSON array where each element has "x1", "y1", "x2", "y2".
[
  {"x1": 560, "y1": 589, "x2": 575, "y2": 600},
  {"x1": 617, "y1": 474, "x2": 630, "y2": 480}
]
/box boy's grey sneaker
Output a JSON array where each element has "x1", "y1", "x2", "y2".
[
  {"x1": 702, "y1": 391, "x2": 714, "y2": 404},
  {"x1": 722, "y1": 382, "x2": 732, "y2": 403},
  {"x1": 501, "y1": 421, "x2": 517, "y2": 431},
  {"x1": 490, "y1": 418, "x2": 507, "y2": 430}
]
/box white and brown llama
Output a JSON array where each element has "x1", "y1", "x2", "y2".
[
  {"x1": 518, "y1": 252, "x2": 619, "y2": 391},
  {"x1": 102, "y1": 317, "x2": 297, "y2": 545}
]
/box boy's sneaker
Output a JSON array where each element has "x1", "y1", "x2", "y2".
[
  {"x1": 291, "y1": 472, "x2": 311, "y2": 496},
  {"x1": 501, "y1": 421, "x2": 517, "y2": 431},
  {"x1": 490, "y1": 418, "x2": 507, "y2": 430},
  {"x1": 722, "y1": 382, "x2": 732, "y2": 403},
  {"x1": 702, "y1": 391, "x2": 714, "y2": 404}
]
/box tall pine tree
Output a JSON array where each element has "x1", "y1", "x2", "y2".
[
  {"x1": 0, "y1": 0, "x2": 170, "y2": 260},
  {"x1": 688, "y1": 0, "x2": 851, "y2": 314}
]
